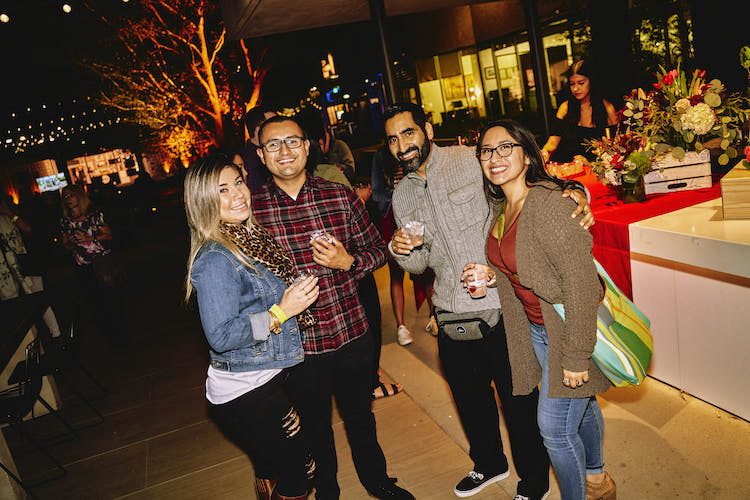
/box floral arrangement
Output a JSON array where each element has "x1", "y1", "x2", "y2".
[
  {"x1": 585, "y1": 125, "x2": 652, "y2": 186},
  {"x1": 639, "y1": 65, "x2": 749, "y2": 166},
  {"x1": 586, "y1": 65, "x2": 750, "y2": 185}
]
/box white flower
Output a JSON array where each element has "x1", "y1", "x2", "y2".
[
  {"x1": 675, "y1": 98, "x2": 691, "y2": 112},
  {"x1": 604, "y1": 170, "x2": 620, "y2": 185},
  {"x1": 680, "y1": 102, "x2": 715, "y2": 135}
]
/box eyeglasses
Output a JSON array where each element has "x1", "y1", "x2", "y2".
[
  {"x1": 261, "y1": 136, "x2": 305, "y2": 152},
  {"x1": 477, "y1": 142, "x2": 522, "y2": 161}
]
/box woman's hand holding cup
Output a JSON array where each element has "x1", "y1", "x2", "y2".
[
  {"x1": 279, "y1": 275, "x2": 319, "y2": 317},
  {"x1": 461, "y1": 263, "x2": 496, "y2": 298}
]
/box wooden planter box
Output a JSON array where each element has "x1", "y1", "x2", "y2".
[
  {"x1": 644, "y1": 150, "x2": 712, "y2": 195},
  {"x1": 721, "y1": 160, "x2": 750, "y2": 220}
]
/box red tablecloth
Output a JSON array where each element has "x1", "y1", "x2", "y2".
[{"x1": 575, "y1": 172, "x2": 722, "y2": 299}]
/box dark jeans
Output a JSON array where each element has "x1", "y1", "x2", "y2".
[
  {"x1": 286, "y1": 334, "x2": 388, "y2": 500},
  {"x1": 210, "y1": 372, "x2": 312, "y2": 497},
  {"x1": 74, "y1": 264, "x2": 127, "y2": 343},
  {"x1": 438, "y1": 316, "x2": 550, "y2": 498},
  {"x1": 357, "y1": 273, "x2": 382, "y2": 390}
]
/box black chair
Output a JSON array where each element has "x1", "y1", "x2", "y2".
[
  {"x1": 0, "y1": 339, "x2": 69, "y2": 489},
  {"x1": 9, "y1": 310, "x2": 106, "y2": 429}
]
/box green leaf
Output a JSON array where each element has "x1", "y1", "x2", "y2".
[
  {"x1": 718, "y1": 153, "x2": 729, "y2": 165},
  {"x1": 727, "y1": 147, "x2": 737, "y2": 158},
  {"x1": 654, "y1": 142, "x2": 671, "y2": 153},
  {"x1": 743, "y1": 159, "x2": 750, "y2": 170},
  {"x1": 704, "y1": 92, "x2": 721, "y2": 107},
  {"x1": 638, "y1": 101, "x2": 644, "y2": 110},
  {"x1": 684, "y1": 130, "x2": 695, "y2": 143},
  {"x1": 721, "y1": 139, "x2": 730, "y2": 149},
  {"x1": 633, "y1": 112, "x2": 643, "y2": 119},
  {"x1": 709, "y1": 79, "x2": 723, "y2": 90},
  {"x1": 695, "y1": 141, "x2": 703, "y2": 151},
  {"x1": 626, "y1": 102, "x2": 634, "y2": 109},
  {"x1": 721, "y1": 116, "x2": 732, "y2": 123},
  {"x1": 671, "y1": 147, "x2": 686, "y2": 160},
  {"x1": 623, "y1": 109, "x2": 633, "y2": 117}
]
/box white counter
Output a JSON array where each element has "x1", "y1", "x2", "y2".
[{"x1": 629, "y1": 197, "x2": 750, "y2": 420}]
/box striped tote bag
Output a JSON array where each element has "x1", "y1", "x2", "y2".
[{"x1": 553, "y1": 260, "x2": 653, "y2": 387}]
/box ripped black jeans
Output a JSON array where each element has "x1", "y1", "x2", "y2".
[{"x1": 210, "y1": 371, "x2": 314, "y2": 497}]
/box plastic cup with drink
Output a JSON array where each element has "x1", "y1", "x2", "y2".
[
  {"x1": 402, "y1": 221, "x2": 425, "y2": 247},
  {"x1": 464, "y1": 270, "x2": 487, "y2": 299}
]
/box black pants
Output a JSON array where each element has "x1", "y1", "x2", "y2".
[
  {"x1": 286, "y1": 334, "x2": 388, "y2": 500},
  {"x1": 357, "y1": 273, "x2": 382, "y2": 390},
  {"x1": 74, "y1": 265, "x2": 127, "y2": 343},
  {"x1": 438, "y1": 316, "x2": 550, "y2": 498},
  {"x1": 210, "y1": 372, "x2": 313, "y2": 497}
]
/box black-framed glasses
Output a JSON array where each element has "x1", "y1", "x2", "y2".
[
  {"x1": 261, "y1": 136, "x2": 305, "y2": 152},
  {"x1": 477, "y1": 142, "x2": 522, "y2": 161}
]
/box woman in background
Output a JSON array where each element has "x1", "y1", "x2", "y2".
[
  {"x1": 466, "y1": 120, "x2": 615, "y2": 500},
  {"x1": 184, "y1": 153, "x2": 319, "y2": 500},
  {"x1": 60, "y1": 185, "x2": 126, "y2": 344},
  {"x1": 541, "y1": 60, "x2": 618, "y2": 164}
]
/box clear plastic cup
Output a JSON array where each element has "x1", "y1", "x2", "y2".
[
  {"x1": 467, "y1": 278, "x2": 487, "y2": 298},
  {"x1": 309, "y1": 230, "x2": 332, "y2": 243},
  {"x1": 464, "y1": 270, "x2": 487, "y2": 298},
  {"x1": 402, "y1": 221, "x2": 425, "y2": 247},
  {"x1": 294, "y1": 270, "x2": 316, "y2": 286}
]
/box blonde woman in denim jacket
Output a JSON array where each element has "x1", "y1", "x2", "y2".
[{"x1": 184, "y1": 154, "x2": 319, "y2": 500}]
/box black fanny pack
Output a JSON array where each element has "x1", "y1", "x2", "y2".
[{"x1": 434, "y1": 309, "x2": 489, "y2": 341}]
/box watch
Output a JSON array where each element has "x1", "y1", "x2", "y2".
[{"x1": 348, "y1": 256, "x2": 358, "y2": 272}]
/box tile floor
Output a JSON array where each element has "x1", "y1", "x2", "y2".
[{"x1": 3, "y1": 225, "x2": 749, "y2": 500}]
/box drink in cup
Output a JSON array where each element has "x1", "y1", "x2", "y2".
[
  {"x1": 402, "y1": 221, "x2": 425, "y2": 247},
  {"x1": 294, "y1": 270, "x2": 316, "y2": 286},
  {"x1": 309, "y1": 229, "x2": 332, "y2": 243},
  {"x1": 465, "y1": 271, "x2": 487, "y2": 299}
]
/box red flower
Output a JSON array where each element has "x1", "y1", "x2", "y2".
[
  {"x1": 745, "y1": 145, "x2": 750, "y2": 162},
  {"x1": 653, "y1": 82, "x2": 663, "y2": 90},
  {"x1": 689, "y1": 94, "x2": 704, "y2": 105},
  {"x1": 697, "y1": 69, "x2": 706, "y2": 79}
]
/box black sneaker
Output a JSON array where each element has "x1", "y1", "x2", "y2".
[
  {"x1": 367, "y1": 480, "x2": 415, "y2": 500},
  {"x1": 453, "y1": 469, "x2": 510, "y2": 497}
]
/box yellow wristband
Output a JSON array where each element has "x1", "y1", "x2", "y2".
[
  {"x1": 269, "y1": 304, "x2": 289, "y2": 324},
  {"x1": 10, "y1": 215, "x2": 19, "y2": 224}
]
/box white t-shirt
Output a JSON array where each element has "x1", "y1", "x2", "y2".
[{"x1": 205, "y1": 365, "x2": 282, "y2": 405}]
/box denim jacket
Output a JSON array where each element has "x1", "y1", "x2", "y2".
[{"x1": 190, "y1": 241, "x2": 304, "y2": 372}]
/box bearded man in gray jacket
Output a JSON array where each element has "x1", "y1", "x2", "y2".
[{"x1": 385, "y1": 103, "x2": 593, "y2": 500}]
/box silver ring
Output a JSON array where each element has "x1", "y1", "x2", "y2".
[{"x1": 563, "y1": 378, "x2": 570, "y2": 384}]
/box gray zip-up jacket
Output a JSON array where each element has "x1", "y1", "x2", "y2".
[{"x1": 391, "y1": 144, "x2": 501, "y2": 326}]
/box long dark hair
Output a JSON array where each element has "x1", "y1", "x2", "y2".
[
  {"x1": 476, "y1": 119, "x2": 582, "y2": 204},
  {"x1": 564, "y1": 60, "x2": 607, "y2": 128}
]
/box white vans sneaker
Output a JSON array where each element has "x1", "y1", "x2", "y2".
[{"x1": 397, "y1": 325, "x2": 413, "y2": 346}]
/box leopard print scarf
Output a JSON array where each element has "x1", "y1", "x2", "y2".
[{"x1": 220, "y1": 222, "x2": 316, "y2": 330}]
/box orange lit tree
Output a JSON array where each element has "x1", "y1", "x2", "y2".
[{"x1": 85, "y1": 0, "x2": 268, "y2": 152}]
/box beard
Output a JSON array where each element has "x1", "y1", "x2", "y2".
[{"x1": 397, "y1": 139, "x2": 431, "y2": 173}]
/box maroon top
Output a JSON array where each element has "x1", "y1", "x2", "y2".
[{"x1": 487, "y1": 217, "x2": 545, "y2": 325}]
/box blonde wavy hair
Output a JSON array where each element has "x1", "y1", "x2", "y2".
[
  {"x1": 61, "y1": 185, "x2": 93, "y2": 218},
  {"x1": 183, "y1": 154, "x2": 256, "y2": 303}
]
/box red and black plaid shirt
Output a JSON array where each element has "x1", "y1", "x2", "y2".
[{"x1": 252, "y1": 175, "x2": 387, "y2": 354}]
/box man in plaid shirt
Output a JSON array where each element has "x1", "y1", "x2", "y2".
[{"x1": 252, "y1": 115, "x2": 414, "y2": 500}]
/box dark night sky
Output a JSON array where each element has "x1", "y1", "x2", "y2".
[{"x1": 0, "y1": 1, "x2": 404, "y2": 115}]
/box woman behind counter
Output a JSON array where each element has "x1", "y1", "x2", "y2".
[
  {"x1": 184, "y1": 154, "x2": 319, "y2": 500},
  {"x1": 541, "y1": 60, "x2": 618, "y2": 164},
  {"x1": 465, "y1": 120, "x2": 616, "y2": 500}
]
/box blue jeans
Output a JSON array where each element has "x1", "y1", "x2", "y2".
[{"x1": 529, "y1": 322, "x2": 605, "y2": 500}]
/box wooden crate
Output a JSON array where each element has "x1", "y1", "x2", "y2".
[
  {"x1": 721, "y1": 160, "x2": 750, "y2": 220},
  {"x1": 644, "y1": 150, "x2": 712, "y2": 195}
]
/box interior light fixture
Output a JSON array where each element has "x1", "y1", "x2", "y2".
[
  {"x1": 0, "y1": 14, "x2": 9, "y2": 23},
  {"x1": 62, "y1": 4, "x2": 72, "y2": 13}
]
